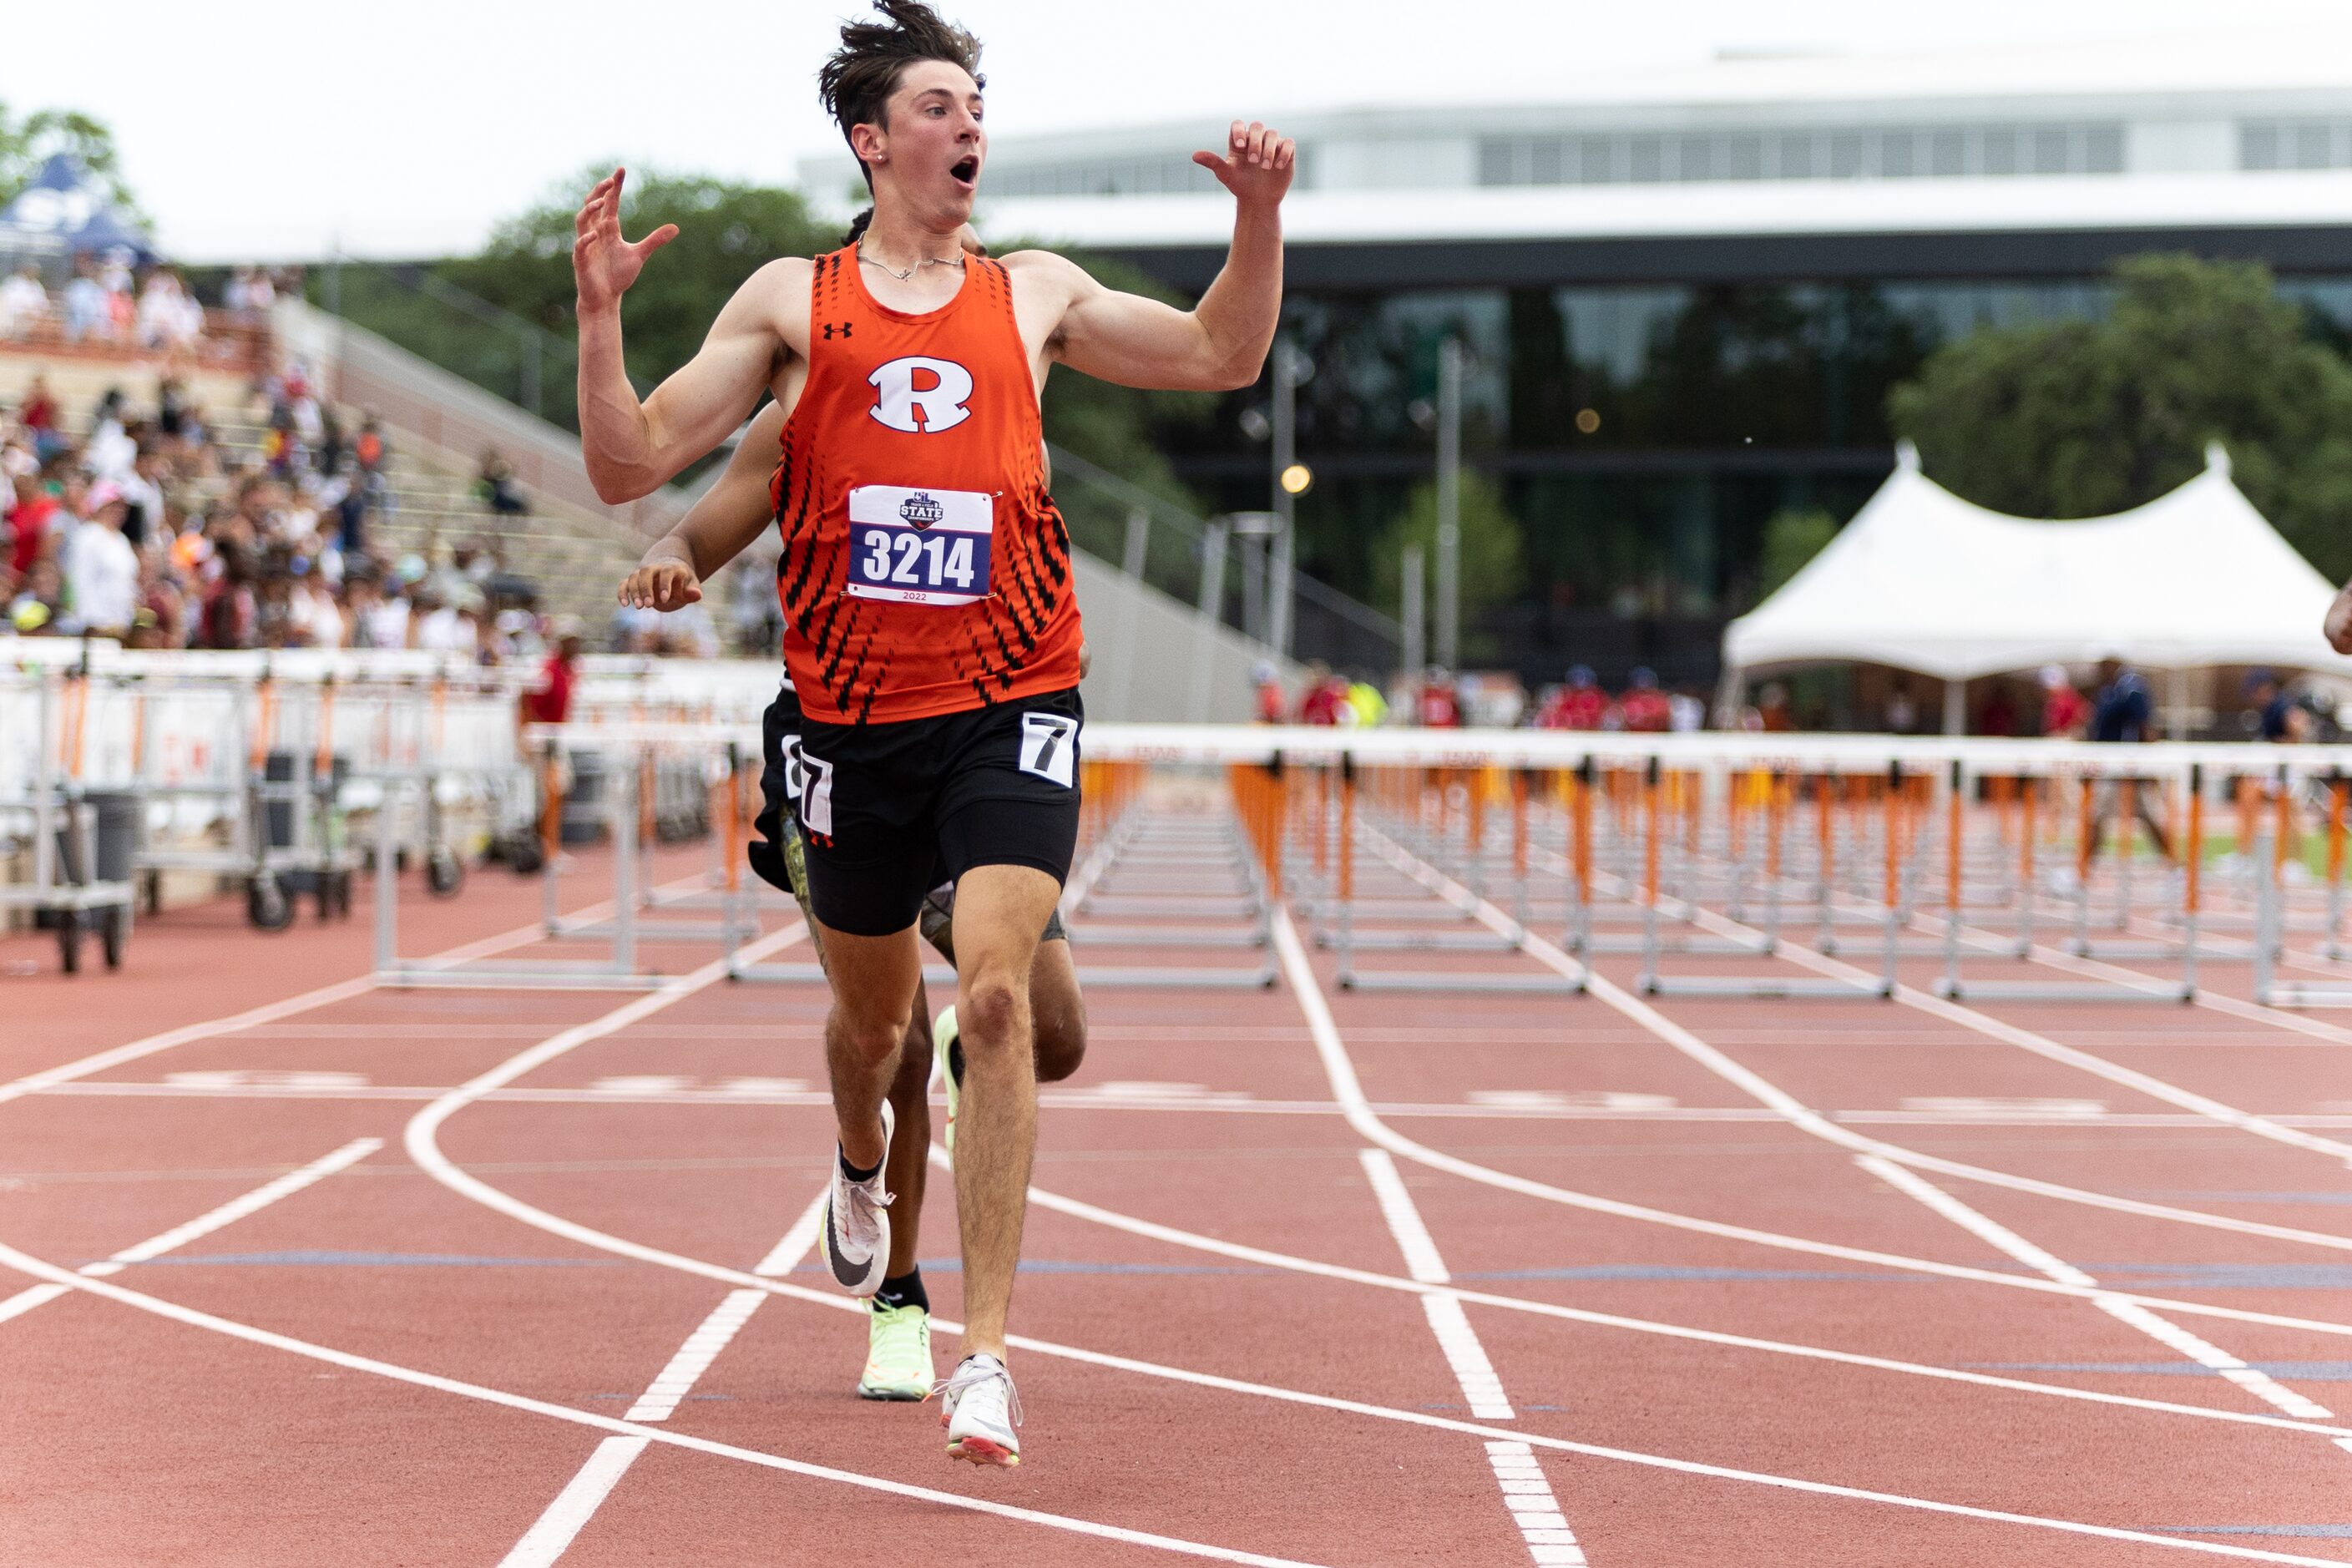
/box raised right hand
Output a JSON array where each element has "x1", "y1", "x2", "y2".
[
  {"x1": 618, "y1": 559, "x2": 701, "y2": 612},
  {"x1": 573, "y1": 168, "x2": 679, "y2": 316}
]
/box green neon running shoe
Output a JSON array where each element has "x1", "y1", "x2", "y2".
[
  {"x1": 857, "y1": 1301, "x2": 933, "y2": 1401},
  {"x1": 933, "y1": 1005, "x2": 964, "y2": 1160}
]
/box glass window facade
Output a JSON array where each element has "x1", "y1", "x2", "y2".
[
  {"x1": 1477, "y1": 122, "x2": 2127, "y2": 187},
  {"x1": 2242, "y1": 120, "x2": 2352, "y2": 170},
  {"x1": 1152, "y1": 272, "x2": 2352, "y2": 686}
]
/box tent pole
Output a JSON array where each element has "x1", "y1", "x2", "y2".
[
  {"x1": 1942, "y1": 678, "x2": 1965, "y2": 736},
  {"x1": 2167, "y1": 666, "x2": 2189, "y2": 741}
]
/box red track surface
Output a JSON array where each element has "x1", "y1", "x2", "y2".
[{"x1": 6, "y1": 807, "x2": 2352, "y2": 1566}]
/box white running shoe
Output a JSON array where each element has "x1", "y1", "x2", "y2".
[
  {"x1": 934, "y1": 1353, "x2": 1022, "y2": 1467},
  {"x1": 817, "y1": 1100, "x2": 894, "y2": 1297}
]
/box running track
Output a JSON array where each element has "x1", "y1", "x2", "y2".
[{"x1": 5, "y1": 799, "x2": 2352, "y2": 1565}]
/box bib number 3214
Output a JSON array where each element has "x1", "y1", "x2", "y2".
[{"x1": 844, "y1": 484, "x2": 993, "y2": 607}]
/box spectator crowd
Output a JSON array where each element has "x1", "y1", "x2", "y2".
[
  {"x1": 1255, "y1": 660, "x2": 1711, "y2": 732},
  {"x1": 0, "y1": 363, "x2": 572, "y2": 664}
]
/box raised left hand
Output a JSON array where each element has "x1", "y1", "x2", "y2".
[{"x1": 1194, "y1": 121, "x2": 1296, "y2": 210}]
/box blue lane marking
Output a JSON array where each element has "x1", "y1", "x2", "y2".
[
  {"x1": 2136, "y1": 1192, "x2": 2352, "y2": 1206},
  {"x1": 1971, "y1": 1361, "x2": 2352, "y2": 1380},
  {"x1": 2159, "y1": 1527, "x2": 2352, "y2": 1539},
  {"x1": 123, "y1": 1251, "x2": 624, "y2": 1267},
  {"x1": 1459, "y1": 1266, "x2": 1946, "y2": 1282},
  {"x1": 2081, "y1": 1263, "x2": 2352, "y2": 1290}
]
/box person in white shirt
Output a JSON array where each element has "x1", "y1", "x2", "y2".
[
  {"x1": 64, "y1": 485, "x2": 141, "y2": 636},
  {"x1": 0, "y1": 266, "x2": 46, "y2": 338},
  {"x1": 413, "y1": 586, "x2": 477, "y2": 656}
]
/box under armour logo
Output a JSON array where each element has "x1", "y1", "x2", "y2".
[
  {"x1": 867, "y1": 355, "x2": 974, "y2": 434},
  {"x1": 822, "y1": 322, "x2": 852, "y2": 341}
]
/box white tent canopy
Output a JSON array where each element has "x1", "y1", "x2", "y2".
[{"x1": 1723, "y1": 442, "x2": 2352, "y2": 683}]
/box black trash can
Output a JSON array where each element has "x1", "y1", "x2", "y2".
[
  {"x1": 52, "y1": 790, "x2": 139, "y2": 885},
  {"x1": 264, "y1": 751, "x2": 349, "y2": 850},
  {"x1": 561, "y1": 748, "x2": 609, "y2": 845}
]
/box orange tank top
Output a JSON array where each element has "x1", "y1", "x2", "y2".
[{"x1": 769, "y1": 247, "x2": 1083, "y2": 724}]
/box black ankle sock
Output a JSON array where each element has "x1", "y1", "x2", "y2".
[
  {"x1": 948, "y1": 1035, "x2": 965, "y2": 1089},
  {"x1": 876, "y1": 1268, "x2": 929, "y2": 1314},
  {"x1": 838, "y1": 1146, "x2": 883, "y2": 1184}
]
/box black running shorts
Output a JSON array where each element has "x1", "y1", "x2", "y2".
[{"x1": 754, "y1": 681, "x2": 1082, "y2": 940}]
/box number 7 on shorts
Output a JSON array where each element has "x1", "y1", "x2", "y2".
[{"x1": 1018, "y1": 713, "x2": 1078, "y2": 788}]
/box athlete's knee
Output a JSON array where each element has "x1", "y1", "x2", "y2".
[
  {"x1": 831, "y1": 1001, "x2": 913, "y2": 1065},
  {"x1": 956, "y1": 970, "x2": 1029, "y2": 1058}
]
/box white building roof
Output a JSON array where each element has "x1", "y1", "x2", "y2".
[
  {"x1": 1721, "y1": 443, "x2": 2352, "y2": 680},
  {"x1": 801, "y1": 28, "x2": 2352, "y2": 250}
]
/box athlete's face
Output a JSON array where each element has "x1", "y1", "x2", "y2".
[{"x1": 867, "y1": 59, "x2": 986, "y2": 225}]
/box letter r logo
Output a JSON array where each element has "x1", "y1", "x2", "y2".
[{"x1": 867, "y1": 356, "x2": 974, "y2": 434}]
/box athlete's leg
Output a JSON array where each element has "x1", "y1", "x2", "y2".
[
  {"x1": 944, "y1": 862, "x2": 1060, "y2": 1361},
  {"x1": 818, "y1": 924, "x2": 922, "y2": 1172},
  {"x1": 1028, "y1": 932, "x2": 1086, "y2": 1084},
  {"x1": 883, "y1": 976, "x2": 933, "y2": 1277}
]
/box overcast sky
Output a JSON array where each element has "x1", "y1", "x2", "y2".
[{"x1": 6, "y1": 0, "x2": 2341, "y2": 260}]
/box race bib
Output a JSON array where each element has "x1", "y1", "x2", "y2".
[
  {"x1": 1018, "y1": 711, "x2": 1079, "y2": 788},
  {"x1": 844, "y1": 484, "x2": 992, "y2": 606}
]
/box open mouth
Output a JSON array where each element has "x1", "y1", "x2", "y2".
[{"x1": 949, "y1": 155, "x2": 979, "y2": 189}]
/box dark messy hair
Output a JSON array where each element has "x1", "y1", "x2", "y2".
[{"x1": 817, "y1": 1, "x2": 984, "y2": 192}]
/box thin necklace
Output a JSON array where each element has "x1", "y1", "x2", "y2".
[{"x1": 856, "y1": 240, "x2": 966, "y2": 282}]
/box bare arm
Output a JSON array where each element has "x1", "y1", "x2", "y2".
[
  {"x1": 2328, "y1": 579, "x2": 2352, "y2": 655},
  {"x1": 1039, "y1": 121, "x2": 1294, "y2": 392},
  {"x1": 618, "y1": 401, "x2": 787, "y2": 611},
  {"x1": 573, "y1": 168, "x2": 792, "y2": 503}
]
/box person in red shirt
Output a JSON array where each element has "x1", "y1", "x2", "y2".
[
  {"x1": 1250, "y1": 661, "x2": 1286, "y2": 722},
  {"x1": 8, "y1": 473, "x2": 61, "y2": 576},
  {"x1": 522, "y1": 619, "x2": 583, "y2": 726},
  {"x1": 1297, "y1": 662, "x2": 1347, "y2": 725},
  {"x1": 1618, "y1": 666, "x2": 1672, "y2": 733},
  {"x1": 1417, "y1": 666, "x2": 1463, "y2": 727},
  {"x1": 1535, "y1": 665, "x2": 1609, "y2": 730},
  {"x1": 2039, "y1": 665, "x2": 2089, "y2": 737}
]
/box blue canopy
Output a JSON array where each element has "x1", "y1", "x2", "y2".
[{"x1": 0, "y1": 154, "x2": 159, "y2": 264}]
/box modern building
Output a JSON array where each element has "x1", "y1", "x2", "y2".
[{"x1": 802, "y1": 30, "x2": 2352, "y2": 689}]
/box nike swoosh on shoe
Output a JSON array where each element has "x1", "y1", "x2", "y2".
[{"x1": 822, "y1": 1196, "x2": 872, "y2": 1289}]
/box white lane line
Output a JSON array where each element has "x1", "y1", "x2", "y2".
[
  {"x1": 4, "y1": 1240, "x2": 2343, "y2": 1568},
  {"x1": 0, "y1": 1241, "x2": 1325, "y2": 1568},
  {"x1": 501, "y1": 1190, "x2": 827, "y2": 1567},
  {"x1": 1267, "y1": 908, "x2": 2352, "y2": 1346},
  {"x1": 1016, "y1": 1163, "x2": 2352, "y2": 1439},
  {"x1": 1568, "y1": 842, "x2": 2352, "y2": 1169},
  {"x1": 1358, "y1": 1149, "x2": 1516, "y2": 1419},
  {"x1": 1860, "y1": 1156, "x2": 2338, "y2": 1424},
  {"x1": 1363, "y1": 1139, "x2": 1560, "y2": 1557},
  {"x1": 1368, "y1": 831, "x2": 2352, "y2": 1258},
  {"x1": 0, "y1": 1137, "x2": 381, "y2": 1320},
  {"x1": 0, "y1": 871, "x2": 711, "y2": 1111},
  {"x1": 1489, "y1": 1441, "x2": 1589, "y2": 1567}
]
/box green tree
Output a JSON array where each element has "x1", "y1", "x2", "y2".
[
  {"x1": 1371, "y1": 472, "x2": 1527, "y2": 660},
  {"x1": 440, "y1": 169, "x2": 837, "y2": 391},
  {"x1": 1889, "y1": 253, "x2": 2352, "y2": 579},
  {"x1": 0, "y1": 104, "x2": 138, "y2": 213},
  {"x1": 1758, "y1": 506, "x2": 1839, "y2": 597}
]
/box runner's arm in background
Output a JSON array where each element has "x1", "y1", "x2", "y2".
[
  {"x1": 617, "y1": 401, "x2": 787, "y2": 611},
  {"x1": 574, "y1": 168, "x2": 796, "y2": 503},
  {"x1": 2328, "y1": 579, "x2": 2352, "y2": 655},
  {"x1": 1029, "y1": 120, "x2": 1294, "y2": 392}
]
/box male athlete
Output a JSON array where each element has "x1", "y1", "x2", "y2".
[
  {"x1": 617, "y1": 346, "x2": 1090, "y2": 1409},
  {"x1": 574, "y1": 0, "x2": 1292, "y2": 1466}
]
